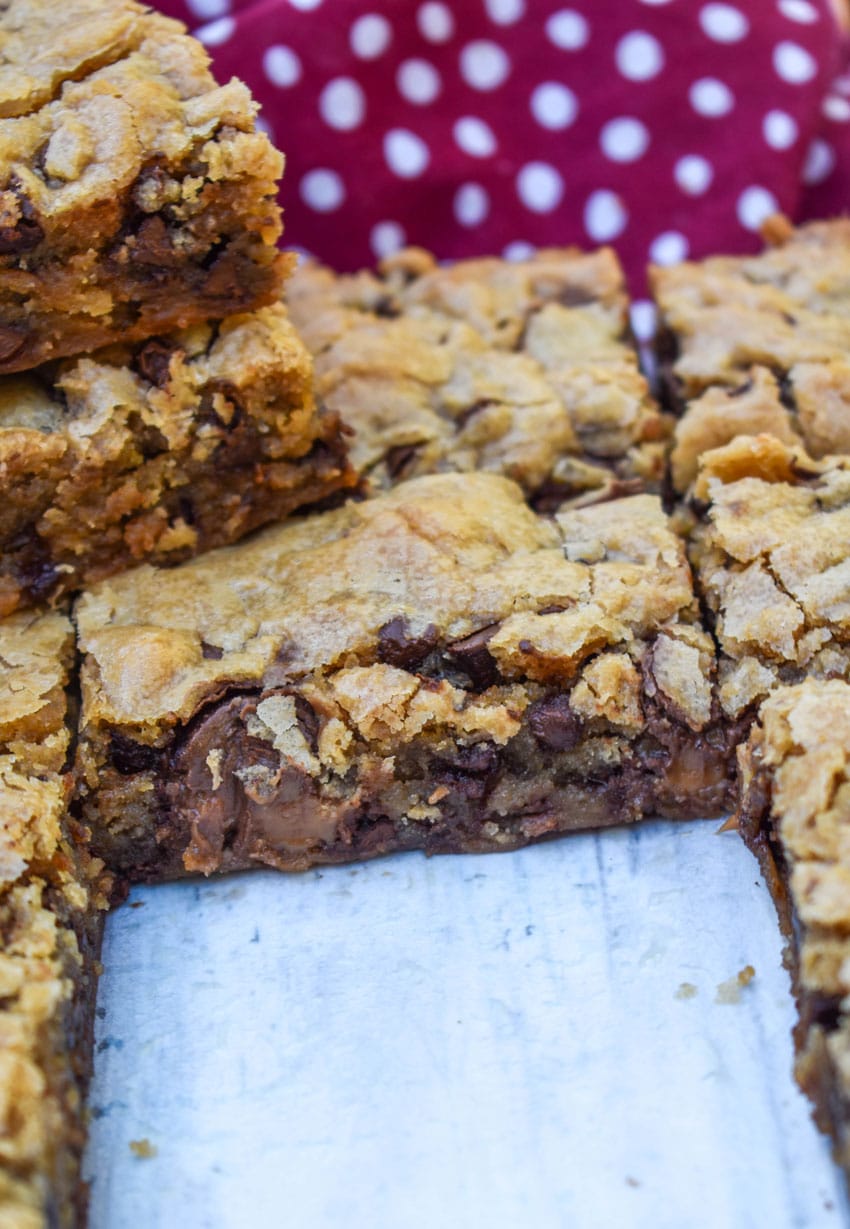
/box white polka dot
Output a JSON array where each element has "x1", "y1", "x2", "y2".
[
  {"x1": 417, "y1": 1, "x2": 453, "y2": 42},
  {"x1": 288, "y1": 0, "x2": 322, "y2": 9},
  {"x1": 600, "y1": 117, "x2": 649, "y2": 163},
  {"x1": 763, "y1": 109, "x2": 798, "y2": 148},
  {"x1": 649, "y1": 231, "x2": 689, "y2": 265},
  {"x1": 300, "y1": 169, "x2": 345, "y2": 212},
  {"x1": 255, "y1": 115, "x2": 273, "y2": 140},
  {"x1": 802, "y1": 138, "x2": 836, "y2": 184},
  {"x1": 835, "y1": 75, "x2": 850, "y2": 96},
  {"x1": 503, "y1": 241, "x2": 536, "y2": 261},
  {"x1": 674, "y1": 154, "x2": 714, "y2": 194},
  {"x1": 453, "y1": 116, "x2": 498, "y2": 157},
  {"x1": 197, "y1": 16, "x2": 235, "y2": 44},
  {"x1": 689, "y1": 77, "x2": 735, "y2": 117},
  {"x1": 778, "y1": 0, "x2": 819, "y2": 21},
  {"x1": 530, "y1": 82, "x2": 578, "y2": 130},
  {"x1": 454, "y1": 183, "x2": 490, "y2": 227},
  {"x1": 773, "y1": 41, "x2": 817, "y2": 83},
  {"x1": 615, "y1": 31, "x2": 664, "y2": 81},
  {"x1": 371, "y1": 221, "x2": 406, "y2": 259},
  {"x1": 737, "y1": 185, "x2": 779, "y2": 231},
  {"x1": 188, "y1": 0, "x2": 230, "y2": 17},
  {"x1": 546, "y1": 9, "x2": 590, "y2": 50},
  {"x1": 638, "y1": 0, "x2": 673, "y2": 5},
  {"x1": 699, "y1": 4, "x2": 749, "y2": 42},
  {"x1": 485, "y1": 0, "x2": 525, "y2": 23},
  {"x1": 384, "y1": 129, "x2": 430, "y2": 178},
  {"x1": 350, "y1": 13, "x2": 391, "y2": 58},
  {"x1": 630, "y1": 300, "x2": 657, "y2": 343},
  {"x1": 824, "y1": 94, "x2": 850, "y2": 122},
  {"x1": 584, "y1": 190, "x2": 628, "y2": 241},
  {"x1": 318, "y1": 78, "x2": 365, "y2": 131},
  {"x1": 397, "y1": 59, "x2": 441, "y2": 105},
  {"x1": 263, "y1": 45, "x2": 302, "y2": 88},
  {"x1": 516, "y1": 162, "x2": 564, "y2": 213},
  {"x1": 460, "y1": 40, "x2": 511, "y2": 90}
]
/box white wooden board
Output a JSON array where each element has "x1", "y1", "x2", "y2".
[{"x1": 85, "y1": 819, "x2": 849, "y2": 1229}]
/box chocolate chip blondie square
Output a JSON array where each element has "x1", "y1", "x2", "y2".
[
  {"x1": 0, "y1": 304, "x2": 352, "y2": 616},
  {"x1": 739, "y1": 680, "x2": 850, "y2": 1179},
  {"x1": 74, "y1": 472, "x2": 732, "y2": 881},
  {"x1": 651, "y1": 218, "x2": 850, "y2": 494},
  {"x1": 0, "y1": 0, "x2": 289, "y2": 373},
  {"x1": 287, "y1": 247, "x2": 668, "y2": 507},
  {"x1": 0, "y1": 610, "x2": 107, "y2": 1228}
]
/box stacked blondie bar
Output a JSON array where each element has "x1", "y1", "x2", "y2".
[
  {"x1": 5, "y1": 0, "x2": 850, "y2": 1221},
  {"x1": 0, "y1": 0, "x2": 353, "y2": 1222}
]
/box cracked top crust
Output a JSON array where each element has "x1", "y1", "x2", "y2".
[
  {"x1": 742, "y1": 680, "x2": 850, "y2": 1002},
  {"x1": 0, "y1": 0, "x2": 281, "y2": 233},
  {"x1": 689, "y1": 434, "x2": 850, "y2": 718},
  {"x1": 75, "y1": 471, "x2": 706, "y2": 744},
  {"x1": 0, "y1": 609, "x2": 105, "y2": 1229},
  {"x1": 652, "y1": 217, "x2": 850, "y2": 403},
  {"x1": 286, "y1": 247, "x2": 667, "y2": 504}
]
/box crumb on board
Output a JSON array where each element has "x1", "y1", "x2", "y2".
[
  {"x1": 715, "y1": 965, "x2": 756, "y2": 1005},
  {"x1": 625, "y1": 1176, "x2": 641, "y2": 1188},
  {"x1": 129, "y1": 1139, "x2": 157, "y2": 1159},
  {"x1": 675, "y1": 982, "x2": 698, "y2": 1000}
]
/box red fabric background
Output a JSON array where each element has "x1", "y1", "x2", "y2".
[{"x1": 153, "y1": 0, "x2": 850, "y2": 296}]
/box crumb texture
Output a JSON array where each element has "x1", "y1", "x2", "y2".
[{"x1": 287, "y1": 247, "x2": 667, "y2": 506}]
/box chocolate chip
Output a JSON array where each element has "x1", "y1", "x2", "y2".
[
  {"x1": 132, "y1": 215, "x2": 175, "y2": 267},
  {"x1": 436, "y1": 742, "x2": 499, "y2": 776},
  {"x1": 109, "y1": 732, "x2": 160, "y2": 775},
  {"x1": 728, "y1": 378, "x2": 754, "y2": 399},
  {"x1": 134, "y1": 338, "x2": 179, "y2": 388},
  {"x1": 0, "y1": 185, "x2": 44, "y2": 256},
  {"x1": 446, "y1": 625, "x2": 500, "y2": 690},
  {"x1": 293, "y1": 694, "x2": 320, "y2": 751},
  {"x1": 199, "y1": 379, "x2": 245, "y2": 431},
  {"x1": 0, "y1": 326, "x2": 26, "y2": 363},
  {"x1": 528, "y1": 695, "x2": 580, "y2": 751},
  {"x1": 201, "y1": 642, "x2": 224, "y2": 660},
  {"x1": 373, "y1": 295, "x2": 400, "y2": 318},
  {"x1": 383, "y1": 445, "x2": 420, "y2": 479},
  {"x1": 378, "y1": 617, "x2": 439, "y2": 670}
]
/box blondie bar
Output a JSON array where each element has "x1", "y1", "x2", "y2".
[
  {"x1": 74, "y1": 472, "x2": 732, "y2": 880},
  {"x1": 0, "y1": 304, "x2": 351, "y2": 615},
  {"x1": 287, "y1": 248, "x2": 667, "y2": 506},
  {"x1": 738, "y1": 680, "x2": 850, "y2": 1178},
  {"x1": 0, "y1": 0, "x2": 288, "y2": 374},
  {"x1": 651, "y1": 218, "x2": 850, "y2": 493},
  {"x1": 0, "y1": 610, "x2": 107, "y2": 1228},
  {"x1": 687, "y1": 434, "x2": 850, "y2": 721}
]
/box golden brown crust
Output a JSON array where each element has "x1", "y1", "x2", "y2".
[
  {"x1": 654, "y1": 219, "x2": 850, "y2": 494},
  {"x1": 0, "y1": 0, "x2": 288, "y2": 373},
  {"x1": 688, "y1": 435, "x2": 850, "y2": 718},
  {"x1": 0, "y1": 304, "x2": 352, "y2": 615},
  {"x1": 0, "y1": 611, "x2": 106, "y2": 1229},
  {"x1": 73, "y1": 473, "x2": 733, "y2": 879},
  {"x1": 287, "y1": 248, "x2": 668, "y2": 505},
  {"x1": 738, "y1": 680, "x2": 850, "y2": 1174}
]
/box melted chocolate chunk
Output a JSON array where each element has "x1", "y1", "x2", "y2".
[
  {"x1": 199, "y1": 380, "x2": 245, "y2": 431},
  {"x1": 109, "y1": 732, "x2": 161, "y2": 775},
  {"x1": 0, "y1": 186, "x2": 44, "y2": 255},
  {"x1": 528, "y1": 695, "x2": 581, "y2": 751},
  {"x1": 293, "y1": 694, "x2": 320, "y2": 752},
  {"x1": 201, "y1": 642, "x2": 224, "y2": 660},
  {"x1": 0, "y1": 325, "x2": 26, "y2": 363},
  {"x1": 378, "y1": 617, "x2": 439, "y2": 670},
  {"x1": 134, "y1": 338, "x2": 179, "y2": 388},
  {"x1": 132, "y1": 215, "x2": 175, "y2": 267},
  {"x1": 446, "y1": 625, "x2": 500, "y2": 690}
]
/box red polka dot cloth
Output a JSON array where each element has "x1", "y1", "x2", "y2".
[{"x1": 155, "y1": 0, "x2": 850, "y2": 302}]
